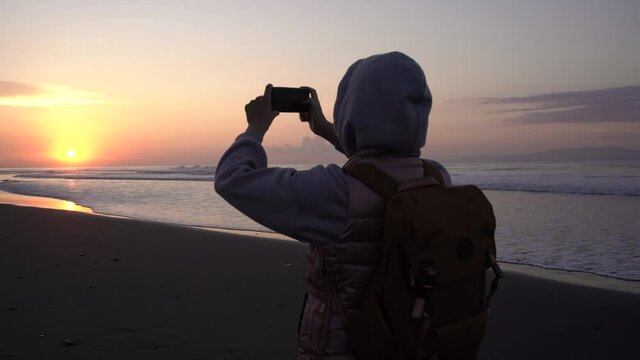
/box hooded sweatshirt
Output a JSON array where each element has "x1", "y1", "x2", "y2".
[
  {"x1": 215, "y1": 51, "x2": 448, "y2": 245},
  {"x1": 215, "y1": 52, "x2": 450, "y2": 358}
]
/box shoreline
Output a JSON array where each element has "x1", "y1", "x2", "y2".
[
  {"x1": 0, "y1": 189, "x2": 294, "y2": 240},
  {"x1": 1, "y1": 189, "x2": 639, "y2": 291},
  {"x1": 499, "y1": 262, "x2": 640, "y2": 295},
  {"x1": 0, "y1": 189, "x2": 94, "y2": 214}
]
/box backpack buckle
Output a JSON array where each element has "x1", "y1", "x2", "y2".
[
  {"x1": 410, "y1": 265, "x2": 436, "y2": 319},
  {"x1": 410, "y1": 264, "x2": 437, "y2": 289},
  {"x1": 488, "y1": 253, "x2": 503, "y2": 279},
  {"x1": 485, "y1": 252, "x2": 503, "y2": 311}
]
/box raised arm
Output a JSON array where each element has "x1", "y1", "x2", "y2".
[
  {"x1": 214, "y1": 85, "x2": 347, "y2": 245},
  {"x1": 299, "y1": 87, "x2": 345, "y2": 154}
]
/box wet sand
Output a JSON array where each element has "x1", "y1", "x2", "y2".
[{"x1": 1, "y1": 204, "x2": 639, "y2": 359}]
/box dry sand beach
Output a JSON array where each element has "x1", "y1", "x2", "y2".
[{"x1": 1, "y1": 204, "x2": 639, "y2": 360}]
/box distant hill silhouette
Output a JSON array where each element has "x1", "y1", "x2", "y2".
[{"x1": 459, "y1": 147, "x2": 640, "y2": 163}]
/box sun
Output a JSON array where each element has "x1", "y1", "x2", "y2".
[{"x1": 53, "y1": 146, "x2": 90, "y2": 164}]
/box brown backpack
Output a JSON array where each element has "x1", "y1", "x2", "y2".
[{"x1": 340, "y1": 160, "x2": 502, "y2": 360}]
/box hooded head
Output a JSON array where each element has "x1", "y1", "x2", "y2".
[{"x1": 333, "y1": 51, "x2": 432, "y2": 158}]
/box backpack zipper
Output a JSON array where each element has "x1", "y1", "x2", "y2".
[
  {"x1": 318, "y1": 249, "x2": 351, "y2": 357},
  {"x1": 318, "y1": 251, "x2": 333, "y2": 356}
]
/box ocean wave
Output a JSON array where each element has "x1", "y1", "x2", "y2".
[
  {"x1": 450, "y1": 171, "x2": 640, "y2": 196},
  {"x1": 471, "y1": 183, "x2": 639, "y2": 196},
  {"x1": 13, "y1": 165, "x2": 216, "y2": 182},
  {"x1": 4, "y1": 163, "x2": 640, "y2": 196},
  {"x1": 15, "y1": 174, "x2": 215, "y2": 181}
]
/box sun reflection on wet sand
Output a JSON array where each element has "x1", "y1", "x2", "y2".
[{"x1": 0, "y1": 190, "x2": 93, "y2": 213}]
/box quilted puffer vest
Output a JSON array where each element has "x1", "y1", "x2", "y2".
[{"x1": 298, "y1": 156, "x2": 441, "y2": 359}]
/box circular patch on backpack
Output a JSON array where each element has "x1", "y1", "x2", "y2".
[{"x1": 457, "y1": 238, "x2": 474, "y2": 260}]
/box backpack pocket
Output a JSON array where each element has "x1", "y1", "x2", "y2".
[{"x1": 432, "y1": 311, "x2": 487, "y2": 359}]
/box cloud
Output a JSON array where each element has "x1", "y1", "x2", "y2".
[
  {"x1": 266, "y1": 136, "x2": 346, "y2": 165},
  {"x1": 481, "y1": 86, "x2": 640, "y2": 124},
  {"x1": 0, "y1": 80, "x2": 114, "y2": 107},
  {"x1": 0, "y1": 81, "x2": 39, "y2": 97}
]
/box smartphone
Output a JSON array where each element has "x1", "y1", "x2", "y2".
[{"x1": 271, "y1": 87, "x2": 310, "y2": 113}]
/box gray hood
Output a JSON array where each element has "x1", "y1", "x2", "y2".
[{"x1": 333, "y1": 52, "x2": 432, "y2": 158}]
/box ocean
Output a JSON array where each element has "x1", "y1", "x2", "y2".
[{"x1": 0, "y1": 162, "x2": 638, "y2": 281}]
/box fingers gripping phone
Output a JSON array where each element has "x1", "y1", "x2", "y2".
[{"x1": 271, "y1": 87, "x2": 310, "y2": 114}]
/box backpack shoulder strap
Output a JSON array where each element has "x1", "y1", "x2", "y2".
[
  {"x1": 421, "y1": 159, "x2": 445, "y2": 186},
  {"x1": 344, "y1": 159, "x2": 445, "y2": 199},
  {"x1": 343, "y1": 162, "x2": 398, "y2": 201}
]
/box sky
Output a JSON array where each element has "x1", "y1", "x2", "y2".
[{"x1": 1, "y1": 0, "x2": 639, "y2": 167}]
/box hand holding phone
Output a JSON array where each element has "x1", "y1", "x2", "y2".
[{"x1": 245, "y1": 84, "x2": 279, "y2": 134}]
